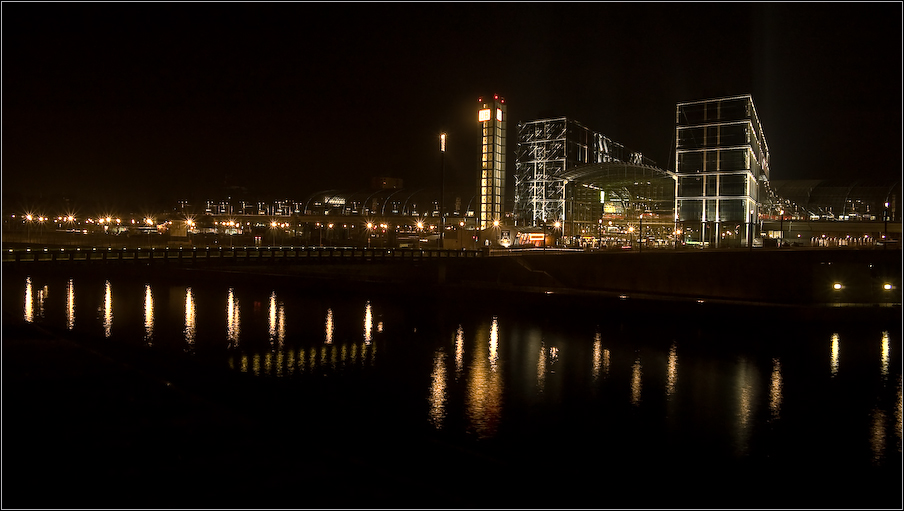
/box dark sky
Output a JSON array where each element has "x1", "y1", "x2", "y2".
[{"x1": 3, "y1": 2, "x2": 901, "y2": 209}]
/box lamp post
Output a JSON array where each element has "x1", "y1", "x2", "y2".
[
  {"x1": 884, "y1": 202, "x2": 889, "y2": 249},
  {"x1": 439, "y1": 132, "x2": 446, "y2": 250}
]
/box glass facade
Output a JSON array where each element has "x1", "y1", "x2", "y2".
[
  {"x1": 478, "y1": 96, "x2": 506, "y2": 230},
  {"x1": 514, "y1": 117, "x2": 656, "y2": 230},
  {"x1": 675, "y1": 95, "x2": 769, "y2": 247}
]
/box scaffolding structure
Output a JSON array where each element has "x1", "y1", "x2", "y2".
[{"x1": 514, "y1": 117, "x2": 656, "y2": 228}]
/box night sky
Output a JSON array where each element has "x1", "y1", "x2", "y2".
[{"x1": 3, "y1": 2, "x2": 901, "y2": 210}]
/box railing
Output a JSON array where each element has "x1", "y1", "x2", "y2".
[{"x1": 3, "y1": 246, "x2": 486, "y2": 265}]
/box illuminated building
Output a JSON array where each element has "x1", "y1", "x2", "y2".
[
  {"x1": 477, "y1": 95, "x2": 506, "y2": 230},
  {"x1": 675, "y1": 94, "x2": 769, "y2": 247},
  {"x1": 514, "y1": 117, "x2": 656, "y2": 233}
]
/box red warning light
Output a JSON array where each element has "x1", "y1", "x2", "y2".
[{"x1": 494, "y1": 94, "x2": 498, "y2": 99}]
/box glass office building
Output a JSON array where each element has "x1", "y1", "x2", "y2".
[{"x1": 675, "y1": 94, "x2": 769, "y2": 247}]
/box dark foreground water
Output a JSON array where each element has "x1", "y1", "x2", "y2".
[{"x1": 3, "y1": 267, "x2": 902, "y2": 508}]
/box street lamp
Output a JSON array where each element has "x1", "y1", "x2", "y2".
[
  {"x1": 439, "y1": 132, "x2": 446, "y2": 250},
  {"x1": 884, "y1": 202, "x2": 889, "y2": 248}
]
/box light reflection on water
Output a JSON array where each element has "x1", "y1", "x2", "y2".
[
  {"x1": 428, "y1": 349, "x2": 447, "y2": 429},
  {"x1": 9, "y1": 274, "x2": 903, "y2": 474},
  {"x1": 102, "y1": 280, "x2": 112, "y2": 338},
  {"x1": 592, "y1": 332, "x2": 602, "y2": 382},
  {"x1": 454, "y1": 325, "x2": 464, "y2": 381},
  {"x1": 66, "y1": 279, "x2": 75, "y2": 330},
  {"x1": 666, "y1": 341, "x2": 678, "y2": 397},
  {"x1": 871, "y1": 407, "x2": 887, "y2": 464},
  {"x1": 467, "y1": 319, "x2": 503, "y2": 439},
  {"x1": 364, "y1": 301, "x2": 373, "y2": 344},
  {"x1": 325, "y1": 308, "x2": 333, "y2": 344},
  {"x1": 831, "y1": 333, "x2": 840, "y2": 377},
  {"x1": 184, "y1": 288, "x2": 196, "y2": 350},
  {"x1": 226, "y1": 288, "x2": 239, "y2": 349},
  {"x1": 630, "y1": 356, "x2": 642, "y2": 406},
  {"x1": 770, "y1": 358, "x2": 782, "y2": 420},
  {"x1": 144, "y1": 284, "x2": 154, "y2": 346},
  {"x1": 24, "y1": 276, "x2": 33, "y2": 323}
]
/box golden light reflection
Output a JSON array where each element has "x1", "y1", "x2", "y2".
[
  {"x1": 592, "y1": 333, "x2": 602, "y2": 382},
  {"x1": 24, "y1": 276, "x2": 33, "y2": 323},
  {"x1": 377, "y1": 321, "x2": 384, "y2": 333},
  {"x1": 309, "y1": 348, "x2": 317, "y2": 371},
  {"x1": 102, "y1": 280, "x2": 112, "y2": 338},
  {"x1": 428, "y1": 349, "x2": 447, "y2": 429},
  {"x1": 537, "y1": 342, "x2": 548, "y2": 393},
  {"x1": 831, "y1": 333, "x2": 840, "y2": 377},
  {"x1": 278, "y1": 304, "x2": 285, "y2": 348},
  {"x1": 66, "y1": 279, "x2": 75, "y2": 330},
  {"x1": 489, "y1": 317, "x2": 499, "y2": 370},
  {"x1": 631, "y1": 357, "x2": 642, "y2": 406},
  {"x1": 603, "y1": 348, "x2": 610, "y2": 379},
  {"x1": 455, "y1": 325, "x2": 464, "y2": 381},
  {"x1": 268, "y1": 292, "x2": 277, "y2": 344},
  {"x1": 331, "y1": 344, "x2": 338, "y2": 369},
  {"x1": 252, "y1": 353, "x2": 261, "y2": 376},
  {"x1": 326, "y1": 308, "x2": 334, "y2": 344},
  {"x1": 240, "y1": 353, "x2": 249, "y2": 373},
  {"x1": 870, "y1": 407, "x2": 887, "y2": 464},
  {"x1": 265, "y1": 351, "x2": 273, "y2": 376},
  {"x1": 226, "y1": 288, "x2": 240, "y2": 348},
  {"x1": 666, "y1": 341, "x2": 678, "y2": 397},
  {"x1": 364, "y1": 301, "x2": 373, "y2": 344},
  {"x1": 770, "y1": 358, "x2": 782, "y2": 420},
  {"x1": 38, "y1": 284, "x2": 47, "y2": 320},
  {"x1": 466, "y1": 321, "x2": 503, "y2": 439},
  {"x1": 184, "y1": 288, "x2": 196, "y2": 350},
  {"x1": 880, "y1": 331, "x2": 889, "y2": 379},
  {"x1": 144, "y1": 284, "x2": 154, "y2": 346},
  {"x1": 738, "y1": 360, "x2": 752, "y2": 428},
  {"x1": 734, "y1": 358, "x2": 756, "y2": 457},
  {"x1": 896, "y1": 375, "x2": 902, "y2": 450},
  {"x1": 287, "y1": 348, "x2": 295, "y2": 376}
]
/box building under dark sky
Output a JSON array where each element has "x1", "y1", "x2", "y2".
[{"x1": 2, "y1": 2, "x2": 901, "y2": 210}]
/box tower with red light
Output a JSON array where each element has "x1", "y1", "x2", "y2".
[{"x1": 477, "y1": 94, "x2": 506, "y2": 230}]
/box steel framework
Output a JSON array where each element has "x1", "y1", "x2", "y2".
[{"x1": 514, "y1": 117, "x2": 656, "y2": 227}]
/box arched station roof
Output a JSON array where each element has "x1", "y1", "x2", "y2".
[{"x1": 560, "y1": 161, "x2": 676, "y2": 188}]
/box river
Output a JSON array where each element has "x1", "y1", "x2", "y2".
[{"x1": 3, "y1": 267, "x2": 901, "y2": 508}]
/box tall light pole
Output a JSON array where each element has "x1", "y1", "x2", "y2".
[
  {"x1": 439, "y1": 132, "x2": 446, "y2": 250},
  {"x1": 884, "y1": 202, "x2": 889, "y2": 249}
]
